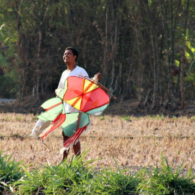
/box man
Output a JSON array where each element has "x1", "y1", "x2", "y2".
[
  {"x1": 31, "y1": 47, "x2": 101, "y2": 161},
  {"x1": 57, "y1": 47, "x2": 101, "y2": 160}
]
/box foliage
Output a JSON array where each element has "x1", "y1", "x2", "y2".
[
  {"x1": 0, "y1": 0, "x2": 194, "y2": 106},
  {"x1": 99, "y1": 115, "x2": 105, "y2": 120},
  {"x1": 0, "y1": 75, "x2": 18, "y2": 98},
  {"x1": 0, "y1": 6, "x2": 19, "y2": 98},
  {"x1": 15, "y1": 153, "x2": 94, "y2": 194},
  {"x1": 1, "y1": 151, "x2": 195, "y2": 194},
  {"x1": 83, "y1": 167, "x2": 140, "y2": 194},
  {"x1": 138, "y1": 155, "x2": 195, "y2": 195},
  {"x1": 0, "y1": 52, "x2": 18, "y2": 98},
  {"x1": 147, "y1": 114, "x2": 165, "y2": 120},
  {"x1": 0, "y1": 151, "x2": 23, "y2": 194},
  {"x1": 15, "y1": 155, "x2": 140, "y2": 195},
  {"x1": 119, "y1": 115, "x2": 131, "y2": 121},
  {"x1": 189, "y1": 61, "x2": 195, "y2": 73}
]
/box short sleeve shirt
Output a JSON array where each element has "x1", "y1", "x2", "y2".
[{"x1": 57, "y1": 66, "x2": 89, "y2": 113}]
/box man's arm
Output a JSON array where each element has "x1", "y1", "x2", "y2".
[{"x1": 93, "y1": 72, "x2": 101, "y2": 81}]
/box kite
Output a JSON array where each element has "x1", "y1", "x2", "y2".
[{"x1": 31, "y1": 76, "x2": 115, "y2": 151}]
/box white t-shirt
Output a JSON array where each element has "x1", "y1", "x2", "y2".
[{"x1": 57, "y1": 65, "x2": 89, "y2": 113}]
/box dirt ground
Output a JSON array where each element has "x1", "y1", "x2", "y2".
[{"x1": 0, "y1": 98, "x2": 195, "y2": 172}]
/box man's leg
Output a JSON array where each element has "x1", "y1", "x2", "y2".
[
  {"x1": 62, "y1": 132, "x2": 81, "y2": 161},
  {"x1": 62, "y1": 132, "x2": 69, "y2": 161},
  {"x1": 73, "y1": 141, "x2": 81, "y2": 156},
  {"x1": 73, "y1": 112, "x2": 82, "y2": 157}
]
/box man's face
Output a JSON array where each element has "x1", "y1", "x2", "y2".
[{"x1": 63, "y1": 50, "x2": 76, "y2": 64}]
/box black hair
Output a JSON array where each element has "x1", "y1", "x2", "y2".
[{"x1": 65, "y1": 47, "x2": 79, "y2": 61}]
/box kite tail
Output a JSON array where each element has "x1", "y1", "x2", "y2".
[
  {"x1": 40, "y1": 114, "x2": 66, "y2": 140},
  {"x1": 63, "y1": 125, "x2": 88, "y2": 151}
]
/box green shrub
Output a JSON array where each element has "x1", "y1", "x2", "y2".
[
  {"x1": 89, "y1": 167, "x2": 140, "y2": 195},
  {"x1": 71, "y1": 165, "x2": 141, "y2": 195},
  {"x1": 16, "y1": 154, "x2": 94, "y2": 194},
  {"x1": 0, "y1": 151, "x2": 23, "y2": 194},
  {"x1": 5, "y1": 151, "x2": 195, "y2": 195},
  {"x1": 0, "y1": 76, "x2": 18, "y2": 98},
  {"x1": 138, "y1": 155, "x2": 195, "y2": 195}
]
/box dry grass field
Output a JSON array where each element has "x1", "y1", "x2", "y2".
[{"x1": 0, "y1": 111, "x2": 195, "y2": 173}]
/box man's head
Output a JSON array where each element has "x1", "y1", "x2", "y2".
[
  {"x1": 64, "y1": 47, "x2": 79, "y2": 61},
  {"x1": 63, "y1": 47, "x2": 79, "y2": 66}
]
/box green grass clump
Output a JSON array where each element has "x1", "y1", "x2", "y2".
[
  {"x1": 119, "y1": 115, "x2": 131, "y2": 121},
  {"x1": 15, "y1": 154, "x2": 141, "y2": 195},
  {"x1": 0, "y1": 151, "x2": 24, "y2": 194},
  {"x1": 99, "y1": 115, "x2": 105, "y2": 120},
  {"x1": 31, "y1": 114, "x2": 39, "y2": 121},
  {"x1": 147, "y1": 114, "x2": 165, "y2": 120},
  {"x1": 15, "y1": 116, "x2": 24, "y2": 122},
  {"x1": 70, "y1": 166, "x2": 141, "y2": 194},
  {"x1": 16, "y1": 154, "x2": 94, "y2": 194},
  {"x1": 2, "y1": 151, "x2": 195, "y2": 194},
  {"x1": 3, "y1": 115, "x2": 12, "y2": 122},
  {"x1": 138, "y1": 155, "x2": 195, "y2": 195},
  {"x1": 190, "y1": 116, "x2": 195, "y2": 122},
  {"x1": 86, "y1": 167, "x2": 140, "y2": 194}
]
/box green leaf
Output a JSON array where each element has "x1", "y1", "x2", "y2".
[{"x1": 189, "y1": 60, "x2": 195, "y2": 73}]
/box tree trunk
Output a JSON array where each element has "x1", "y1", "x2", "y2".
[
  {"x1": 179, "y1": 0, "x2": 189, "y2": 109},
  {"x1": 179, "y1": 48, "x2": 184, "y2": 108}
]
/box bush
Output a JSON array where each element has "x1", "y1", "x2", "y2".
[
  {"x1": 16, "y1": 154, "x2": 94, "y2": 194},
  {"x1": 138, "y1": 155, "x2": 195, "y2": 195},
  {"x1": 0, "y1": 151, "x2": 23, "y2": 194},
  {"x1": 0, "y1": 76, "x2": 18, "y2": 98}
]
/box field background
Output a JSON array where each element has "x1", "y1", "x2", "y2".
[{"x1": 0, "y1": 100, "x2": 195, "y2": 173}]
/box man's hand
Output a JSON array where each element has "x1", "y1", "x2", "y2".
[
  {"x1": 55, "y1": 88, "x2": 62, "y2": 96},
  {"x1": 93, "y1": 72, "x2": 101, "y2": 81}
]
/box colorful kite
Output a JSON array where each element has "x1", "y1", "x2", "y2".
[{"x1": 34, "y1": 76, "x2": 113, "y2": 150}]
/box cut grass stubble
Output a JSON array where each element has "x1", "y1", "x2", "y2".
[{"x1": 0, "y1": 113, "x2": 195, "y2": 170}]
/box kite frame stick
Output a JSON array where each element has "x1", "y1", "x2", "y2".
[
  {"x1": 42, "y1": 140, "x2": 51, "y2": 151},
  {"x1": 76, "y1": 112, "x2": 82, "y2": 132},
  {"x1": 78, "y1": 75, "x2": 117, "y2": 99}
]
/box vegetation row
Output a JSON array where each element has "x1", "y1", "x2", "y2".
[{"x1": 1, "y1": 151, "x2": 195, "y2": 195}]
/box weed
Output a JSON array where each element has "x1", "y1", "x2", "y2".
[
  {"x1": 15, "y1": 153, "x2": 94, "y2": 194},
  {"x1": 3, "y1": 115, "x2": 12, "y2": 122},
  {"x1": 190, "y1": 116, "x2": 195, "y2": 122},
  {"x1": 138, "y1": 154, "x2": 195, "y2": 194},
  {"x1": 0, "y1": 151, "x2": 24, "y2": 194},
  {"x1": 15, "y1": 116, "x2": 23, "y2": 122},
  {"x1": 155, "y1": 114, "x2": 165, "y2": 120},
  {"x1": 89, "y1": 167, "x2": 140, "y2": 194},
  {"x1": 99, "y1": 116, "x2": 105, "y2": 120},
  {"x1": 147, "y1": 115, "x2": 165, "y2": 120},
  {"x1": 119, "y1": 115, "x2": 131, "y2": 121},
  {"x1": 1, "y1": 150, "x2": 195, "y2": 195},
  {"x1": 31, "y1": 114, "x2": 39, "y2": 121}
]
